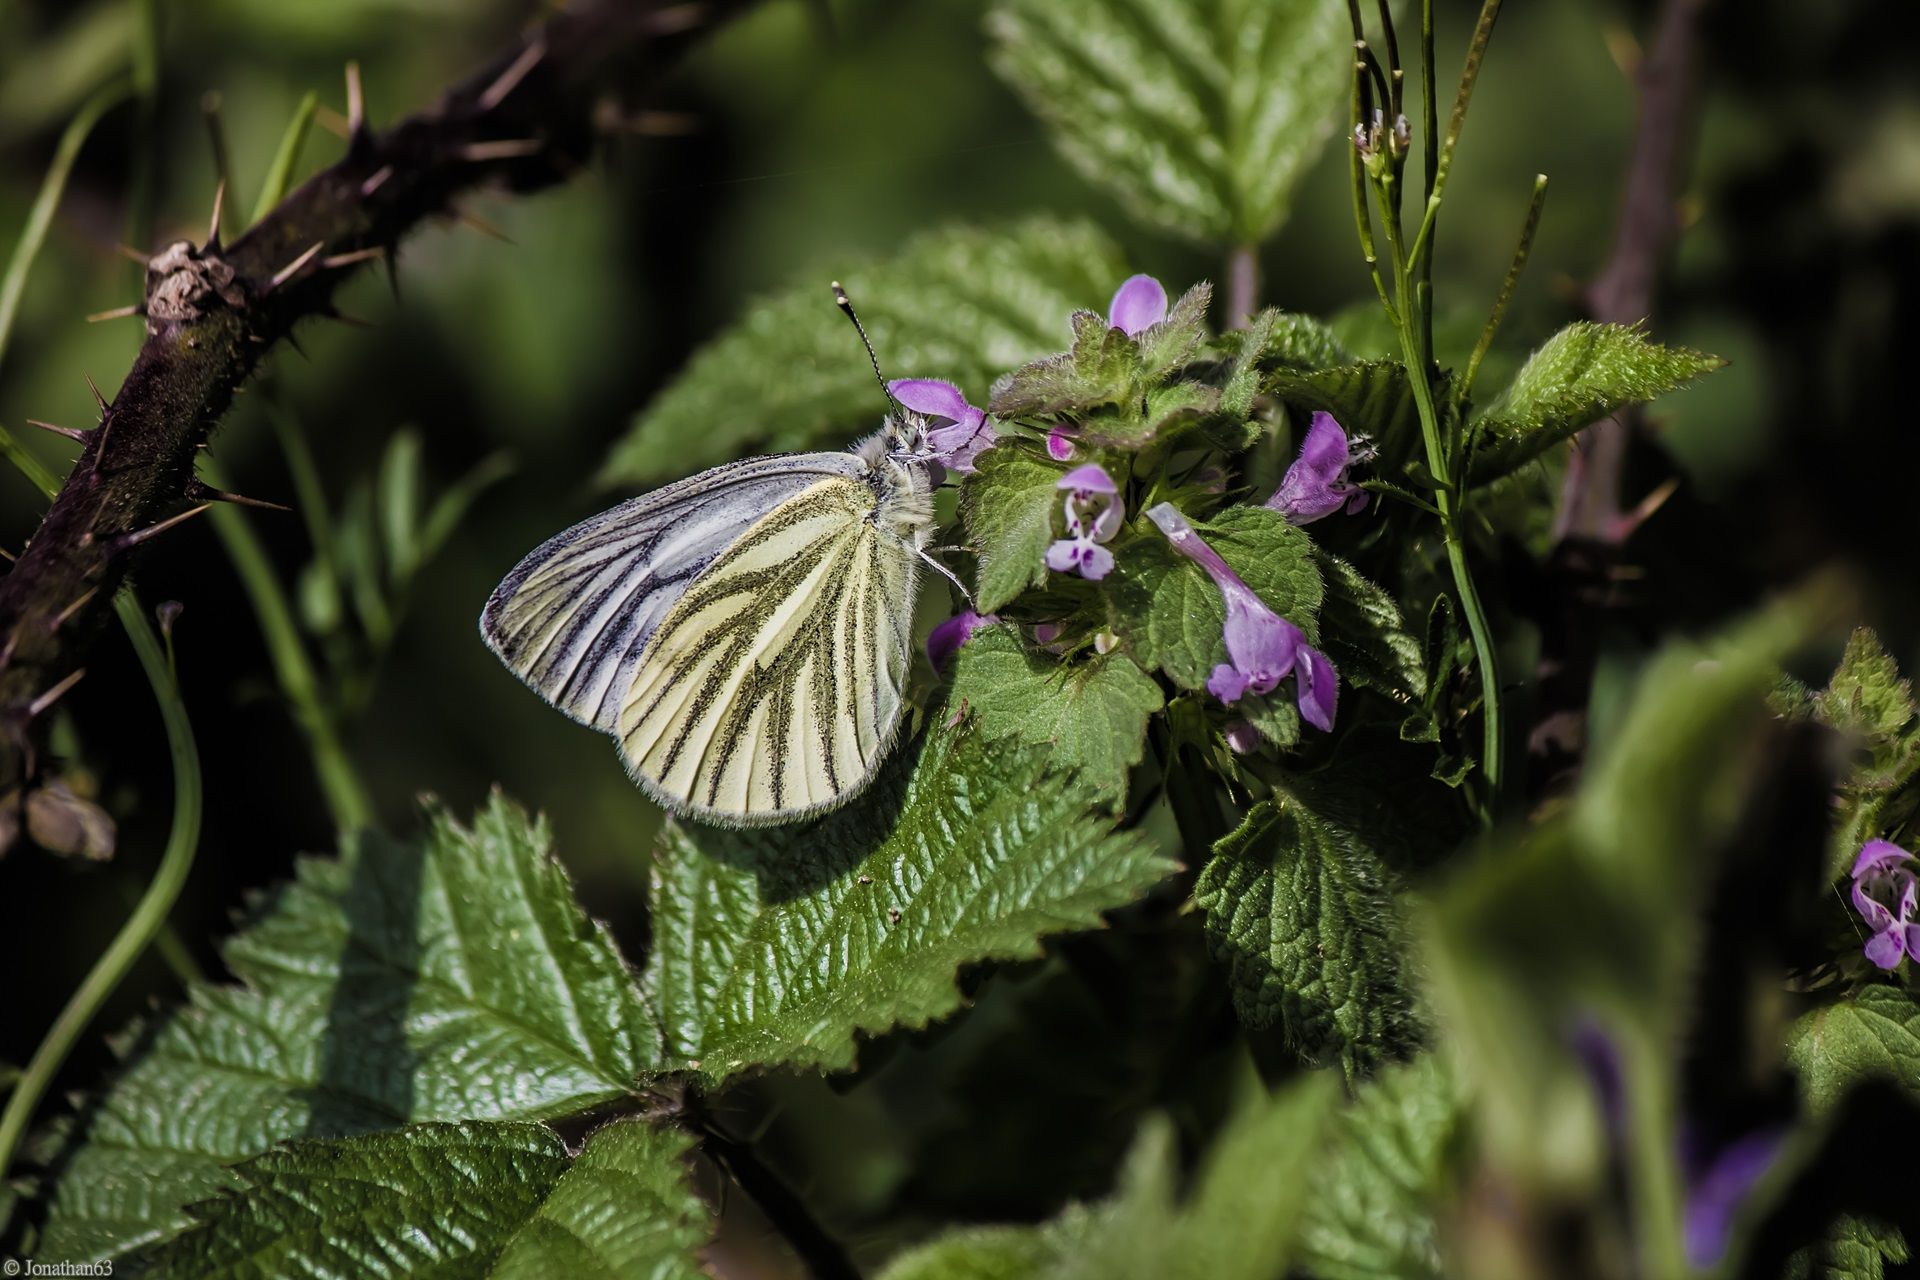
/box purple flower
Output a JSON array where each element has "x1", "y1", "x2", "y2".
[
  {"x1": 889, "y1": 378, "x2": 997, "y2": 474},
  {"x1": 1046, "y1": 428, "x2": 1076, "y2": 461},
  {"x1": 927, "y1": 610, "x2": 996, "y2": 675},
  {"x1": 1682, "y1": 1129, "x2": 1786, "y2": 1268},
  {"x1": 1045, "y1": 463, "x2": 1123, "y2": 582},
  {"x1": 1851, "y1": 840, "x2": 1920, "y2": 969},
  {"x1": 1266, "y1": 412, "x2": 1369, "y2": 525},
  {"x1": 1144, "y1": 502, "x2": 1337, "y2": 732},
  {"x1": 1223, "y1": 720, "x2": 1261, "y2": 755},
  {"x1": 1107, "y1": 274, "x2": 1168, "y2": 337}
]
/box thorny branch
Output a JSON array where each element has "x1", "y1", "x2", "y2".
[
  {"x1": 1528, "y1": 0, "x2": 1713, "y2": 790},
  {"x1": 0, "y1": 0, "x2": 749, "y2": 846}
]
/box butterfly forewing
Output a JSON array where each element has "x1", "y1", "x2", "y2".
[
  {"x1": 480, "y1": 453, "x2": 865, "y2": 732},
  {"x1": 616, "y1": 474, "x2": 918, "y2": 824}
]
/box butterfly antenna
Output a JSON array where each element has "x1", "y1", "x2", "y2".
[{"x1": 832, "y1": 281, "x2": 900, "y2": 414}]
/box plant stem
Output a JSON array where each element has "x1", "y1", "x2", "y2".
[
  {"x1": 203, "y1": 462, "x2": 373, "y2": 834},
  {"x1": 1224, "y1": 245, "x2": 1258, "y2": 326},
  {"x1": 0, "y1": 590, "x2": 201, "y2": 1185},
  {"x1": 699, "y1": 1122, "x2": 860, "y2": 1280},
  {"x1": 1462, "y1": 174, "x2": 1549, "y2": 405}
]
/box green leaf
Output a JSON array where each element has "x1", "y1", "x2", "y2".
[
  {"x1": 1789, "y1": 985, "x2": 1920, "y2": 1114},
  {"x1": 989, "y1": 309, "x2": 1142, "y2": 419},
  {"x1": 1467, "y1": 322, "x2": 1722, "y2": 485},
  {"x1": 603, "y1": 218, "x2": 1123, "y2": 487},
  {"x1": 948, "y1": 625, "x2": 1164, "y2": 803},
  {"x1": 1315, "y1": 551, "x2": 1426, "y2": 701},
  {"x1": 985, "y1": 0, "x2": 1350, "y2": 246},
  {"x1": 961, "y1": 445, "x2": 1071, "y2": 613},
  {"x1": 1810, "y1": 628, "x2": 1920, "y2": 874},
  {"x1": 1299, "y1": 1054, "x2": 1462, "y2": 1280},
  {"x1": 1193, "y1": 779, "x2": 1421, "y2": 1069},
  {"x1": 1104, "y1": 505, "x2": 1322, "y2": 692},
  {"x1": 39, "y1": 796, "x2": 661, "y2": 1261},
  {"x1": 126, "y1": 1120, "x2": 709, "y2": 1280},
  {"x1": 880, "y1": 1075, "x2": 1340, "y2": 1280},
  {"x1": 643, "y1": 721, "x2": 1173, "y2": 1081},
  {"x1": 1785, "y1": 1216, "x2": 1911, "y2": 1280},
  {"x1": 1263, "y1": 361, "x2": 1423, "y2": 474}
]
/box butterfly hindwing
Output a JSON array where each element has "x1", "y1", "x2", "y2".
[
  {"x1": 616, "y1": 474, "x2": 919, "y2": 825},
  {"x1": 479, "y1": 452, "x2": 867, "y2": 732}
]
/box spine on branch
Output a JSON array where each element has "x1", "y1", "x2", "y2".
[{"x1": 0, "y1": 0, "x2": 746, "y2": 833}]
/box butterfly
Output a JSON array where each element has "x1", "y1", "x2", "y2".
[{"x1": 481, "y1": 289, "x2": 951, "y2": 828}]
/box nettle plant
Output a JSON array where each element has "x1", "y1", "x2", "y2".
[{"x1": 7, "y1": 1, "x2": 1920, "y2": 1279}]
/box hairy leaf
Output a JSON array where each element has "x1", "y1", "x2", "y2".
[
  {"x1": 989, "y1": 310, "x2": 1143, "y2": 419},
  {"x1": 1810, "y1": 629, "x2": 1920, "y2": 875},
  {"x1": 1194, "y1": 778, "x2": 1421, "y2": 1069},
  {"x1": 39, "y1": 797, "x2": 659, "y2": 1261},
  {"x1": 643, "y1": 721, "x2": 1173, "y2": 1080},
  {"x1": 1467, "y1": 322, "x2": 1722, "y2": 485},
  {"x1": 1784, "y1": 1216, "x2": 1911, "y2": 1280},
  {"x1": 948, "y1": 625, "x2": 1164, "y2": 803},
  {"x1": 961, "y1": 445, "x2": 1071, "y2": 613},
  {"x1": 1263, "y1": 360, "x2": 1425, "y2": 477},
  {"x1": 1315, "y1": 551, "x2": 1425, "y2": 701},
  {"x1": 1299, "y1": 1055, "x2": 1462, "y2": 1280},
  {"x1": 880, "y1": 1075, "x2": 1339, "y2": 1280},
  {"x1": 1789, "y1": 985, "x2": 1920, "y2": 1114},
  {"x1": 986, "y1": 0, "x2": 1350, "y2": 245},
  {"x1": 602, "y1": 218, "x2": 1123, "y2": 486},
  {"x1": 125, "y1": 1121, "x2": 708, "y2": 1279},
  {"x1": 1105, "y1": 505, "x2": 1322, "y2": 692}
]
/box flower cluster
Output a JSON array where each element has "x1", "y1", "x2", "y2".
[
  {"x1": 1045, "y1": 464, "x2": 1124, "y2": 581},
  {"x1": 1850, "y1": 839, "x2": 1920, "y2": 968},
  {"x1": 1145, "y1": 502, "x2": 1336, "y2": 731},
  {"x1": 1267, "y1": 411, "x2": 1370, "y2": 525}
]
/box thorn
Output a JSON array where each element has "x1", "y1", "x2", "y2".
[
  {"x1": 117, "y1": 503, "x2": 213, "y2": 551},
  {"x1": 455, "y1": 210, "x2": 514, "y2": 244},
  {"x1": 0, "y1": 546, "x2": 13, "y2": 562},
  {"x1": 26, "y1": 419, "x2": 87, "y2": 442},
  {"x1": 321, "y1": 245, "x2": 385, "y2": 269},
  {"x1": 1608, "y1": 476, "x2": 1681, "y2": 543},
  {"x1": 320, "y1": 306, "x2": 373, "y2": 329},
  {"x1": 28, "y1": 668, "x2": 86, "y2": 719},
  {"x1": 345, "y1": 60, "x2": 366, "y2": 136},
  {"x1": 479, "y1": 36, "x2": 545, "y2": 111},
  {"x1": 113, "y1": 243, "x2": 150, "y2": 266},
  {"x1": 286, "y1": 330, "x2": 309, "y2": 360},
  {"x1": 600, "y1": 108, "x2": 702, "y2": 137},
  {"x1": 644, "y1": 3, "x2": 706, "y2": 36},
  {"x1": 85, "y1": 304, "x2": 143, "y2": 324},
  {"x1": 49, "y1": 587, "x2": 100, "y2": 633},
  {"x1": 360, "y1": 165, "x2": 393, "y2": 198},
  {"x1": 186, "y1": 479, "x2": 290, "y2": 512},
  {"x1": 457, "y1": 138, "x2": 545, "y2": 163},
  {"x1": 382, "y1": 251, "x2": 402, "y2": 302},
  {"x1": 84, "y1": 374, "x2": 110, "y2": 416},
  {"x1": 268, "y1": 241, "x2": 326, "y2": 291},
  {"x1": 314, "y1": 104, "x2": 351, "y2": 138},
  {"x1": 206, "y1": 179, "x2": 227, "y2": 249}
]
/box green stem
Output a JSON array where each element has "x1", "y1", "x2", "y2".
[
  {"x1": 1622, "y1": 1032, "x2": 1688, "y2": 1278},
  {"x1": 203, "y1": 463, "x2": 373, "y2": 833},
  {"x1": 250, "y1": 91, "x2": 319, "y2": 227},
  {"x1": 1462, "y1": 174, "x2": 1549, "y2": 405},
  {"x1": 0, "y1": 590, "x2": 201, "y2": 1185}
]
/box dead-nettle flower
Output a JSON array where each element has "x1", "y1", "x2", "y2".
[
  {"x1": 1107, "y1": 273, "x2": 1168, "y2": 337},
  {"x1": 1046, "y1": 428, "x2": 1076, "y2": 462},
  {"x1": 888, "y1": 378, "x2": 996, "y2": 474},
  {"x1": 1144, "y1": 502, "x2": 1337, "y2": 732},
  {"x1": 1851, "y1": 839, "x2": 1920, "y2": 969},
  {"x1": 1267, "y1": 411, "x2": 1370, "y2": 525},
  {"x1": 926, "y1": 610, "x2": 996, "y2": 675},
  {"x1": 1045, "y1": 463, "x2": 1124, "y2": 581}
]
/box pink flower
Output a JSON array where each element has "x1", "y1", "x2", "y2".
[
  {"x1": 926, "y1": 610, "x2": 996, "y2": 674},
  {"x1": 1266, "y1": 412, "x2": 1369, "y2": 525},
  {"x1": 888, "y1": 378, "x2": 997, "y2": 473},
  {"x1": 1045, "y1": 463, "x2": 1123, "y2": 582},
  {"x1": 1106, "y1": 274, "x2": 1168, "y2": 336}
]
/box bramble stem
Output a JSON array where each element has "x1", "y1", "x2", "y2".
[{"x1": 0, "y1": 590, "x2": 202, "y2": 1187}]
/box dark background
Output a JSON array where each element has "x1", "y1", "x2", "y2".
[{"x1": 1, "y1": 0, "x2": 1914, "y2": 1251}]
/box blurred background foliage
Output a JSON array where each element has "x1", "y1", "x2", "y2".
[{"x1": 1, "y1": 0, "x2": 1915, "y2": 1262}]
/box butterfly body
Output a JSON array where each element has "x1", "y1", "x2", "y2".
[{"x1": 482, "y1": 418, "x2": 936, "y2": 827}]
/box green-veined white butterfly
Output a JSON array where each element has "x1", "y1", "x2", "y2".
[{"x1": 481, "y1": 290, "x2": 953, "y2": 827}]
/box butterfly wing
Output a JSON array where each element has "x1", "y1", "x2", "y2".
[
  {"x1": 616, "y1": 473, "x2": 920, "y2": 826},
  {"x1": 480, "y1": 452, "x2": 867, "y2": 733}
]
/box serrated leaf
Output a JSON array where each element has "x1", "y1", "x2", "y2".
[
  {"x1": 643, "y1": 721, "x2": 1173, "y2": 1080},
  {"x1": 1467, "y1": 322, "x2": 1722, "y2": 485},
  {"x1": 1315, "y1": 551, "x2": 1425, "y2": 702},
  {"x1": 1789, "y1": 985, "x2": 1920, "y2": 1114},
  {"x1": 989, "y1": 309, "x2": 1142, "y2": 419},
  {"x1": 1194, "y1": 779, "x2": 1421, "y2": 1069},
  {"x1": 880, "y1": 1075, "x2": 1340, "y2": 1280},
  {"x1": 1785, "y1": 1216, "x2": 1911, "y2": 1280},
  {"x1": 39, "y1": 796, "x2": 661, "y2": 1261},
  {"x1": 986, "y1": 0, "x2": 1350, "y2": 246},
  {"x1": 948, "y1": 625, "x2": 1164, "y2": 802},
  {"x1": 1299, "y1": 1054, "x2": 1462, "y2": 1280},
  {"x1": 1104, "y1": 505, "x2": 1322, "y2": 692},
  {"x1": 1264, "y1": 360, "x2": 1423, "y2": 474},
  {"x1": 961, "y1": 445, "x2": 1071, "y2": 613},
  {"x1": 126, "y1": 1120, "x2": 708, "y2": 1280},
  {"x1": 1810, "y1": 629, "x2": 1920, "y2": 873},
  {"x1": 1816, "y1": 629, "x2": 1918, "y2": 743},
  {"x1": 602, "y1": 218, "x2": 1123, "y2": 486}
]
